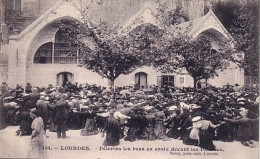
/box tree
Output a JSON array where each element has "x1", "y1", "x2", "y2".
[
  {"x1": 230, "y1": 2, "x2": 259, "y2": 79},
  {"x1": 148, "y1": 1, "x2": 244, "y2": 89},
  {"x1": 155, "y1": 1, "x2": 189, "y2": 27},
  {"x1": 213, "y1": 0, "x2": 259, "y2": 79},
  {"x1": 154, "y1": 34, "x2": 233, "y2": 89},
  {"x1": 54, "y1": 12, "x2": 145, "y2": 90},
  {"x1": 79, "y1": 34, "x2": 142, "y2": 90}
]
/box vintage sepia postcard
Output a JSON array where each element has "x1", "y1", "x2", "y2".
[{"x1": 0, "y1": 0, "x2": 259, "y2": 159}]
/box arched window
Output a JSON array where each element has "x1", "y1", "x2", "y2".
[
  {"x1": 33, "y1": 42, "x2": 53, "y2": 63},
  {"x1": 33, "y1": 29, "x2": 84, "y2": 64}
]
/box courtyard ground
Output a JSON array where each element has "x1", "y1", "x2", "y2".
[{"x1": 0, "y1": 126, "x2": 258, "y2": 159}]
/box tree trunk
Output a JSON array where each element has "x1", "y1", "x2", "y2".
[
  {"x1": 110, "y1": 78, "x2": 115, "y2": 92},
  {"x1": 193, "y1": 77, "x2": 198, "y2": 90}
]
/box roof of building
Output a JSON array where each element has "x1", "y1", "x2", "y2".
[{"x1": 9, "y1": 0, "x2": 233, "y2": 42}]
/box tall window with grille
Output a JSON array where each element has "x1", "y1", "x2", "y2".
[
  {"x1": 54, "y1": 29, "x2": 77, "y2": 64},
  {"x1": 34, "y1": 29, "x2": 83, "y2": 64}
]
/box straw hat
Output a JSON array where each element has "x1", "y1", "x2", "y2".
[
  {"x1": 192, "y1": 116, "x2": 201, "y2": 122},
  {"x1": 168, "y1": 106, "x2": 178, "y2": 111},
  {"x1": 237, "y1": 97, "x2": 246, "y2": 101},
  {"x1": 190, "y1": 104, "x2": 201, "y2": 109}
]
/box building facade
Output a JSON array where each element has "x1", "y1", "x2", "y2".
[{"x1": 1, "y1": 0, "x2": 244, "y2": 88}]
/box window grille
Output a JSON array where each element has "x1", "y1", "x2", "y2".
[{"x1": 33, "y1": 29, "x2": 85, "y2": 64}]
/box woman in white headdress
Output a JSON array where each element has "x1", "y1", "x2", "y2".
[
  {"x1": 188, "y1": 116, "x2": 202, "y2": 146},
  {"x1": 27, "y1": 109, "x2": 47, "y2": 158}
]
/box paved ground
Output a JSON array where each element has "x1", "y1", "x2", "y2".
[{"x1": 0, "y1": 126, "x2": 258, "y2": 159}]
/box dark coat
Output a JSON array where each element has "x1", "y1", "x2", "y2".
[
  {"x1": 29, "y1": 93, "x2": 40, "y2": 108},
  {"x1": 103, "y1": 116, "x2": 120, "y2": 146},
  {"x1": 36, "y1": 100, "x2": 49, "y2": 120},
  {"x1": 54, "y1": 100, "x2": 70, "y2": 124}
]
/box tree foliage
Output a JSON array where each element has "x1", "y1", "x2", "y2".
[
  {"x1": 155, "y1": 1, "x2": 189, "y2": 27},
  {"x1": 213, "y1": 0, "x2": 259, "y2": 77},
  {"x1": 53, "y1": 0, "x2": 249, "y2": 89},
  {"x1": 144, "y1": 2, "x2": 238, "y2": 88},
  {"x1": 153, "y1": 34, "x2": 233, "y2": 88},
  {"x1": 54, "y1": 11, "x2": 145, "y2": 89}
]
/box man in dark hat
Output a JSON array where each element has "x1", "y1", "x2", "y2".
[
  {"x1": 29, "y1": 88, "x2": 40, "y2": 109},
  {"x1": 15, "y1": 84, "x2": 23, "y2": 98},
  {"x1": 0, "y1": 82, "x2": 8, "y2": 95},
  {"x1": 25, "y1": 83, "x2": 32, "y2": 94},
  {"x1": 36, "y1": 96, "x2": 50, "y2": 132},
  {"x1": 54, "y1": 94, "x2": 70, "y2": 138}
]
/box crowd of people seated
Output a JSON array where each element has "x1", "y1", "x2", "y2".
[{"x1": 0, "y1": 81, "x2": 258, "y2": 150}]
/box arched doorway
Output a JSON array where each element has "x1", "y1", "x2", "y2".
[
  {"x1": 135, "y1": 72, "x2": 148, "y2": 88},
  {"x1": 57, "y1": 72, "x2": 74, "y2": 87}
]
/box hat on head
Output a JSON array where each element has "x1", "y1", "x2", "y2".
[
  {"x1": 192, "y1": 116, "x2": 201, "y2": 122},
  {"x1": 30, "y1": 108, "x2": 40, "y2": 116},
  {"x1": 17, "y1": 98, "x2": 23, "y2": 102},
  {"x1": 238, "y1": 101, "x2": 245, "y2": 105},
  {"x1": 190, "y1": 104, "x2": 201, "y2": 110},
  {"x1": 244, "y1": 93, "x2": 249, "y2": 97},
  {"x1": 237, "y1": 97, "x2": 246, "y2": 101},
  {"x1": 40, "y1": 96, "x2": 46, "y2": 100},
  {"x1": 130, "y1": 97, "x2": 137, "y2": 101},
  {"x1": 180, "y1": 102, "x2": 191, "y2": 110},
  {"x1": 109, "y1": 109, "x2": 116, "y2": 115},
  {"x1": 21, "y1": 93, "x2": 29, "y2": 97},
  {"x1": 168, "y1": 106, "x2": 178, "y2": 111},
  {"x1": 239, "y1": 108, "x2": 248, "y2": 116},
  {"x1": 239, "y1": 107, "x2": 246, "y2": 111},
  {"x1": 30, "y1": 108, "x2": 36, "y2": 113},
  {"x1": 40, "y1": 92, "x2": 46, "y2": 96},
  {"x1": 144, "y1": 106, "x2": 154, "y2": 111},
  {"x1": 61, "y1": 94, "x2": 68, "y2": 99}
]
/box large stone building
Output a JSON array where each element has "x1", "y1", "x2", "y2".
[{"x1": 0, "y1": 0, "x2": 244, "y2": 88}]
